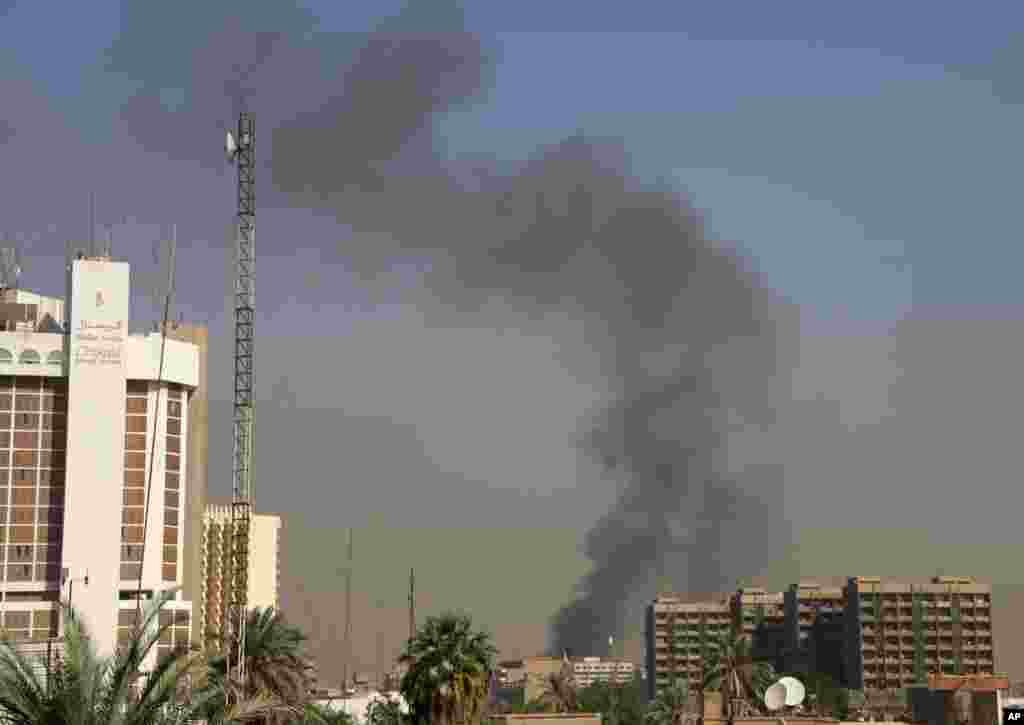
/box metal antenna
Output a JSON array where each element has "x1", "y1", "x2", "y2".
[
  {"x1": 343, "y1": 528, "x2": 353, "y2": 692},
  {"x1": 89, "y1": 192, "x2": 95, "y2": 258},
  {"x1": 226, "y1": 110, "x2": 256, "y2": 694},
  {"x1": 133, "y1": 225, "x2": 176, "y2": 627},
  {"x1": 409, "y1": 568, "x2": 415, "y2": 646}
]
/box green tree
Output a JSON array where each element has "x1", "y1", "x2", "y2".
[
  {"x1": 701, "y1": 631, "x2": 775, "y2": 719},
  {"x1": 0, "y1": 590, "x2": 222, "y2": 725},
  {"x1": 365, "y1": 694, "x2": 408, "y2": 725},
  {"x1": 201, "y1": 606, "x2": 315, "y2": 724},
  {"x1": 534, "y1": 669, "x2": 578, "y2": 713},
  {"x1": 577, "y1": 679, "x2": 644, "y2": 725},
  {"x1": 399, "y1": 612, "x2": 497, "y2": 725},
  {"x1": 801, "y1": 672, "x2": 849, "y2": 719},
  {"x1": 645, "y1": 679, "x2": 692, "y2": 725},
  {"x1": 301, "y1": 703, "x2": 357, "y2": 725}
]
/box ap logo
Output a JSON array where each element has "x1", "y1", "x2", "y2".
[{"x1": 1005, "y1": 709, "x2": 1024, "y2": 724}]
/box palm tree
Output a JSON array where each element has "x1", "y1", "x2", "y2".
[
  {"x1": 0, "y1": 589, "x2": 217, "y2": 725},
  {"x1": 399, "y1": 612, "x2": 498, "y2": 725},
  {"x1": 645, "y1": 679, "x2": 692, "y2": 725},
  {"x1": 701, "y1": 630, "x2": 775, "y2": 720},
  {"x1": 201, "y1": 607, "x2": 314, "y2": 724},
  {"x1": 534, "y1": 669, "x2": 577, "y2": 713}
]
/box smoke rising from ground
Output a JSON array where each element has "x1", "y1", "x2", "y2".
[
  {"x1": 270, "y1": 5, "x2": 796, "y2": 655},
  {"x1": 106, "y1": 0, "x2": 797, "y2": 656}
]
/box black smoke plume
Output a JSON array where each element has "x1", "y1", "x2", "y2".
[
  {"x1": 111, "y1": 0, "x2": 796, "y2": 657},
  {"x1": 270, "y1": 3, "x2": 795, "y2": 656}
]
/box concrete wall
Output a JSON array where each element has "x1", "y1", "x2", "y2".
[
  {"x1": 497, "y1": 714, "x2": 601, "y2": 725},
  {"x1": 63, "y1": 259, "x2": 130, "y2": 657},
  {"x1": 165, "y1": 323, "x2": 208, "y2": 645}
]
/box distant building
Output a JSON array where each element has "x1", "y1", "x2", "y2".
[
  {"x1": 200, "y1": 506, "x2": 281, "y2": 645},
  {"x1": 844, "y1": 576, "x2": 996, "y2": 692},
  {"x1": 783, "y1": 580, "x2": 846, "y2": 675},
  {"x1": 732, "y1": 587, "x2": 787, "y2": 671},
  {"x1": 497, "y1": 659, "x2": 525, "y2": 687},
  {"x1": 644, "y1": 596, "x2": 733, "y2": 700},
  {"x1": 570, "y1": 656, "x2": 635, "y2": 688},
  {"x1": 647, "y1": 574, "x2": 997, "y2": 698},
  {"x1": 523, "y1": 656, "x2": 569, "y2": 704}
]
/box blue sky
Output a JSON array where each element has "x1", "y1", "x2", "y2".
[{"x1": 3, "y1": 0, "x2": 1023, "y2": 329}]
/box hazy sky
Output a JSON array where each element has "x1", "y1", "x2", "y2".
[{"x1": 4, "y1": 0, "x2": 1024, "y2": 670}]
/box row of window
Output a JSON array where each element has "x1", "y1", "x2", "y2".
[
  {"x1": 0, "y1": 350, "x2": 64, "y2": 366},
  {"x1": 163, "y1": 391, "x2": 182, "y2": 584}
]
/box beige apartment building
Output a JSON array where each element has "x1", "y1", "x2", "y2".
[
  {"x1": 201, "y1": 505, "x2": 281, "y2": 645},
  {"x1": 645, "y1": 596, "x2": 734, "y2": 699},
  {"x1": 647, "y1": 575, "x2": 997, "y2": 699},
  {"x1": 844, "y1": 575, "x2": 996, "y2": 692},
  {"x1": 0, "y1": 255, "x2": 203, "y2": 664}
]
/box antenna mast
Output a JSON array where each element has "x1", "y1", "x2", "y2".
[
  {"x1": 226, "y1": 110, "x2": 256, "y2": 692},
  {"x1": 343, "y1": 528, "x2": 353, "y2": 691},
  {"x1": 409, "y1": 568, "x2": 415, "y2": 645}
]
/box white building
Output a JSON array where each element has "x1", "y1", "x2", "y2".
[
  {"x1": 0, "y1": 255, "x2": 200, "y2": 661},
  {"x1": 200, "y1": 507, "x2": 281, "y2": 642},
  {"x1": 315, "y1": 692, "x2": 409, "y2": 724},
  {"x1": 571, "y1": 657, "x2": 636, "y2": 688}
]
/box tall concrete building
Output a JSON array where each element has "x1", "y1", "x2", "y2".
[
  {"x1": 783, "y1": 580, "x2": 845, "y2": 676},
  {"x1": 201, "y1": 506, "x2": 281, "y2": 645},
  {"x1": 163, "y1": 323, "x2": 208, "y2": 646},
  {"x1": 645, "y1": 595, "x2": 733, "y2": 700},
  {"x1": 0, "y1": 255, "x2": 200, "y2": 661},
  {"x1": 844, "y1": 576, "x2": 996, "y2": 692}
]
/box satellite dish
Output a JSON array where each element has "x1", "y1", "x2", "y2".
[
  {"x1": 225, "y1": 131, "x2": 237, "y2": 160},
  {"x1": 764, "y1": 682, "x2": 788, "y2": 711},
  {"x1": 779, "y1": 677, "x2": 806, "y2": 707}
]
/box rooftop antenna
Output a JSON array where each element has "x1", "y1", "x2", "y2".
[
  {"x1": 409, "y1": 568, "x2": 416, "y2": 646},
  {"x1": 343, "y1": 528, "x2": 353, "y2": 692},
  {"x1": 89, "y1": 192, "x2": 95, "y2": 258},
  {"x1": 133, "y1": 224, "x2": 176, "y2": 629}
]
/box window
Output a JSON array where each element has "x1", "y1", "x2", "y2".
[{"x1": 17, "y1": 350, "x2": 39, "y2": 365}]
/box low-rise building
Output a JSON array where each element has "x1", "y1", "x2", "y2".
[{"x1": 570, "y1": 657, "x2": 635, "y2": 688}]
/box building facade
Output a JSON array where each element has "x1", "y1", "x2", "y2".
[
  {"x1": 0, "y1": 256, "x2": 200, "y2": 661},
  {"x1": 570, "y1": 656, "x2": 635, "y2": 688},
  {"x1": 783, "y1": 581, "x2": 846, "y2": 675},
  {"x1": 201, "y1": 506, "x2": 281, "y2": 645},
  {"x1": 645, "y1": 596, "x2": 733, "y2": 700},
  {"x1": 844, "y1": 576, "x2": 996, "y2": 692}
]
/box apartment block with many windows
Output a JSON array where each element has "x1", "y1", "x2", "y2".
[
  {"x1": 200, "y1": 506, "x2": 281, "y2": 645},
  {"x1": 645, "y1": 596, "x2": 733, "y2": 700},
  {"x1": 844, "y1": 576, "x2": 995, "y2": 692},
  {"x1": 0, "y1": 256, "x2": 201, "y2": 664}
]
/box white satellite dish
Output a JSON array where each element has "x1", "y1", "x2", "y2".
[
  {"x1": 225, "y1": 131, "x2": 237, "y2": 160},
  {"x1": 778, "y1": 677, "x2": 806, "y2": 707},
  {"x1": 764, "y1": 682, "x2": 788, "y2": 711}
]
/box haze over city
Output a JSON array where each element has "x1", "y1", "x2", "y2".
[{"x1": 4, "y1": 0, "x2": 1024, "y2": 687}]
